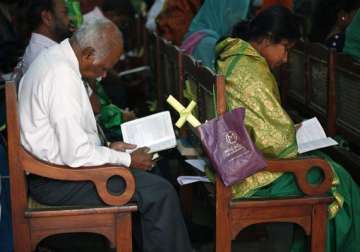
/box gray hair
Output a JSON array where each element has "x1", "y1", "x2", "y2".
[{"x1": 73, "y1": 18, "x2": 123, "y2": 62}]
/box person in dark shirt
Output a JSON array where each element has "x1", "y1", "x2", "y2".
[{"x1": 310, "y1": 0, "x2": 360, "y2": 52}]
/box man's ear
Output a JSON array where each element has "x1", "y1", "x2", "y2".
[
  {"x1": 41, "y1": 10, "x2": 54, "y2": 27},
  {"x1": 81, "y1": 47, "x2": 96, "y2": 64}
]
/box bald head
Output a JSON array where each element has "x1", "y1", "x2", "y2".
[{"x1": 71, "y1": 19, "x2": 123, "y2": 79}]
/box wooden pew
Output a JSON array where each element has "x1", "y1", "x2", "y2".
[
  {"x1": 334, "y1": 53, "x2": 360, "y2": 145},
  {"x1": 6, "y1": 82, "x2": 137, "y2": 252},
  {"x1": 158, "y1": 37, "x2": 184, "y2": 110},
  {"x1": 282, "y1": 42, "x2": 336, "y2": 135},
  {"x1": 144, "y1": 30, "x2": 161, "y2": 109},
  {"x1": 281, "y1": 40, "x2": 307, "y2": 119},
  {"x1": 143, "y1": 31, "x2": 335, "y2": 250},
  {"x1": 281, "y1": 42, "x2": 360, "y2": 182},
  {"x1": 326, "y1": 53, "x2": 360, "y2": 182},
  {"x1": 180, "y1": 54, "x2": 333, "y2": 252}
]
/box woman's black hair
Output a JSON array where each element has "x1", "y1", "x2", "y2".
[{"x1": 231, "y1": 5, "x2": 300, "y2": 44}]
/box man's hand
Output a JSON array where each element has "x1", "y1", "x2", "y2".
[
  {"x1": 122, "y1": 109, "x2": 136, "y2": 122},
  {"x1": 110, "y1": 142, "x2": 137, "y2": 152},
  {"x1": 130, "y1": 147, "x2": 154, "y2": 170}
]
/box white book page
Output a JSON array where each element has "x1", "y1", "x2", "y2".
[
  {"x1": 118, "y1": 66, "x2": 150, "y2": 77},
  {"x1": 177, "y1": 176, "x2": 210, "y2": 186},
  {"x1": 185, "y1": 159, "x2": 206, "y2": 172},
  {"x1": 296, "y1": 117, "x2": 338, "y2": 153},
  {"x1": 121, "y1": 111, "x2": 176, "y2": 153}
]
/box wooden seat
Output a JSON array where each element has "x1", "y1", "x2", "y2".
[
  {"x1": 5, "y1": 82, "x2": 137, "y2": 252},
  {"x1": 180, "y1": 56, "x2": 334, "y2": 252}
]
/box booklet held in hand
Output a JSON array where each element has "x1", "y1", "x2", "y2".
[{"x1": 121, "y1": 111, "x2": 176, "y2": 153}]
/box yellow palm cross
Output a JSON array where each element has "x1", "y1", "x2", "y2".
[{"x1": 167, "y1": 95, "x2": 201, "y2": 128}]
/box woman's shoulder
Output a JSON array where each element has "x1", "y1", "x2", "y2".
[{"x1": 217, "y1": 38, "x2": 273, "y2": 82}]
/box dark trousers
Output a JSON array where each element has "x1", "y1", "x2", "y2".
[{"x1": 28, "y1": 168, "x2": 192, "y2": 252}]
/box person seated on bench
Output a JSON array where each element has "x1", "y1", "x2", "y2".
[
  {"x1": 156, "y1": 0, "x2": 204, "y2": 46},
  {"x1": 181, "y1": 0, "x2": 250, "y2": 69},
  {"x1": 216, "y1": 5, "x2": 360, "y2": 251},
  {"x1": 18, "y1": 19, "x2": 192, "y2": 252},
  {"x1": 15, "y1": 0, "x2": 130, "y2": 142},
  {"x1": 310, "y1": 0, "x2": 360, "y2": 52},
  {"x1": 18, "y1": 0, "x2": 72, "y2": 75}
]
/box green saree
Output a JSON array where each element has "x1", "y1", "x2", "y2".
[
  {"x1": 93, "y1": 81, "x2": 123, "y2": 140},
  {"x1": 215, "y1": 38, "x2": 360, "y2": 252}
]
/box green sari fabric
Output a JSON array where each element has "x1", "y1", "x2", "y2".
[
  {"x1": 216, "y1": 38, "x2": 360, "y2": 252},
  {"x1": 94, "y1": 81, "x2": 123, "y2": 138},
  {"x1": 65, "y1": 0, "x2": 83, "y2": 28}
]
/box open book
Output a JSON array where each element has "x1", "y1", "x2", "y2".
[
  {"x1": 177, "y1": 176, "x2": 210, "y2": 186},
  {"x1": 296, "y1": 117, "x2": 338, "y2": 154},
  {"x1": 117, "y1": 66, "x2": 150, "y2": 78},
  {"x1": 121, "y1": 111, "x2": 176, "y2": 153}
]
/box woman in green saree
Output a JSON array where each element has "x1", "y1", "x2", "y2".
[{"x1": 216, "y1": 6, "x2": 360, "y2": 252}]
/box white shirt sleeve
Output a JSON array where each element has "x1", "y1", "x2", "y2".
[
  {"x1": 53, "y1": 116, "x2": 131, "y2": 167},
  {"x1": 47, "y1": 67, "x2": 131, "y2": 168}
]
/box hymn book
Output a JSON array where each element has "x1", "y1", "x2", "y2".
[
  {"x1": 296, "y1": 117, "x2": 338, "y2": 154},
  {"x1": 121, "y1": 111, "x2": 176, "y2": 153}
]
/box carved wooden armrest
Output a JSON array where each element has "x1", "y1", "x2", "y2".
[
  {"x1": 265, "y1": 157, "x2": 333, "y2": 196},
  {"x1": 20, "y1": 147, "x2": 135, "y2": 206}
]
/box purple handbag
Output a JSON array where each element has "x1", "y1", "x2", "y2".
[{"x1": 198, "y1": 107, "x2": 267, "y2": 186}]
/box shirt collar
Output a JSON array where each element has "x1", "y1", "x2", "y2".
[
  {"x1": 59, "y1": 38, "x2": 81, "y2": 78},
  {"x1": 30, "y1": 33, "x2": 57, "y2": 49}
]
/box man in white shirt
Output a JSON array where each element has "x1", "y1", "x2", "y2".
[
  {"x1": 19, "y1": 19, "x2": 192, "y2": 252},
  {"x1": 20, "y1": 0, "x2": 72, "y2": 74}
]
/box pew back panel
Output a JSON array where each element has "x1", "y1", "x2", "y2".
[
  {"x1": 335, "y1": 53, "x2": 360, "y2": 145},
  {"x1": 158, "y1": 37, "x2": 184, "y2": 109}
]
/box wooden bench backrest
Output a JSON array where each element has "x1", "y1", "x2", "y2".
[
  {"x1": 135, "y1": 14, "x2": 145, "y2": 51},
  {"x1": 5, "y1": 82, "x2": 30, "y2": 246},
  {"x1": 334, "y1": 53, "x2": 360, "y2": 146},
  {"x1": 158, "y1": 37, "x2": 184, "y2": 110},
  {"x1": 182, "y1": 54, "x2": 225, "y2": 121},
  {"x1": 283, "y1": 42, "x2": 336, "y2": 135},
  {"x1": 284, "y1": 40, "x2": 307, "y2": 109},
  {"x1": 307, "y1": 43, "x2": 336, "y2": 135},
  {"x1": 144, "y1": 31, "x2": 159, "y2": 80}
]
